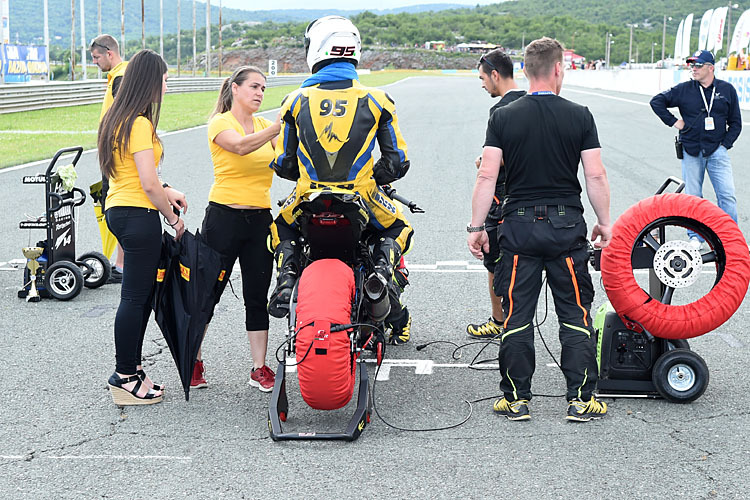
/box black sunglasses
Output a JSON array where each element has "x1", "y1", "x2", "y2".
[
  {"x1": 90, "y1": 39, "x2": 110, "y2": 52},
  {"x1": 480, "y1": 54, "x2": 498, "y2": 74}
]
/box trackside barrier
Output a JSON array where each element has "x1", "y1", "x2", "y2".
[
  {"x1": 563, "y1": 68, "x2": 750, "y2": 111},
  {"x1": 0, "y1": 75, "x2": 307, "y2": 114}
]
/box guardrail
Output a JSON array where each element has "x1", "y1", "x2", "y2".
[{"x1": 0, "y1": 75, "x2": 307, "y2": 114}]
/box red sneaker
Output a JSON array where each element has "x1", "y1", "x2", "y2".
[
  {"x1": 249, "y1": 365, "x2": 275, "y2": 392},
  {"x1": 190, "y1": 360, "x2": 207, "y2": 389}
]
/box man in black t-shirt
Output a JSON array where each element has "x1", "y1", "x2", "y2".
[
  {"x1": 466, "y1": 49, "x2": 526, "y2": 340},
  {"x1": 467, "y1": 37, "x2": 612, "y2": 422}
]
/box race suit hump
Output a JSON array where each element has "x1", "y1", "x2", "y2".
[{"x1": 271, "y1": 79, "x2": 410, "y2": 189}]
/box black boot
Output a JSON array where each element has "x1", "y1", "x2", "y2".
[
  {"x1": 371, "y1": 237, "x2": 401, "y2": 285},
  {"x1": 268, "y1": 240, "x2": 300, "y2": 318}
]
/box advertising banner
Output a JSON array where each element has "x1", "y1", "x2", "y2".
[
  {"x1": 729, "y1": 10, "x2": 750, "y2": 54},
  {"x1": 700, "y1": 9, "x2": 714, "y2": 51},
  {"x1": 2, "y1": 45, "x2": 49, "y2": 82},
  {"x1": 682, "y1": 13, "x2": 694, "y2": 59},
  {"x1": 708, "y1": 7, "x2": 728, "y2": 54},
  {"x1": 675, "y1": 19, "x2": 684, "y2": 60}
]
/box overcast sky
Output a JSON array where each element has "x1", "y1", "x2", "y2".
[{"x1": 217, "y1": 1, "x2": 497, "y2": 11}]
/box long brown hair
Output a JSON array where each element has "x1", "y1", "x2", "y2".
[
  {"x1": 98, "y1": 49, "x2": 168, "y2": 180},
  {"x1": 211, "y1": 65, "x2": 266, "y2": 118}
]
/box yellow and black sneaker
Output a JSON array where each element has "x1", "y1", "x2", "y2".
[
  {"x1": 493, "y1": 398, "x2": 531, "y2": 421},
  {"x1": 566, "y1": 396, "x2": 608, "y2": 422},
  {"x1": 388, "y1": 314, "x2": 412, "y2": 345},
  {"x1": 466, "y1": 317, "x2": 503, "y2": 340}
]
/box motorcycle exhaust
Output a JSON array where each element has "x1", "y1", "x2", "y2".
[{"x1": 364, "y1": 272, "x2": 391, "y2": 322}]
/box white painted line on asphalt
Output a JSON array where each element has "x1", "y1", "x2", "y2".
[
  {"x1": 45, "y1": 455, "x2": 193, "y2": 461},
  {"x1": 563, "y1": 87, "x2": 649, "y2": 106},
  {"x1": 565, "y1": 87, "x2": 750, "y2": 127},
  {"x1": 375, "y1": 364, "x2": 391, "y2": 381},
  {"x1": 411, "y1": 269, "x2": 486, "y2": 273},
  {"x1": 715, "y1": 332, "x2": 744, "y2": 348},
  {"x1": 0, "y1": 455, "x2": 25, "y2": 459},
  {"x1": 358, "y1": 358, "x2": 472, "y2": 381}
]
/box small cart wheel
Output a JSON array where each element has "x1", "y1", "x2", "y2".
[
  {"x1": 652, "y1": 348, "x2": 709, "y2": 403},
  {"x1": 78, "y1": 252, "x2": 111, "y2": 289},
  {"x1": 45, "y1": 261, "x2": 84, "y2": 301}
]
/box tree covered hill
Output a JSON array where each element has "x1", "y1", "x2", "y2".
[
  {"x1": 8, "y1": 0, "x2": 470, "y2": 45},
  {"x1": 12, "y1": 0, "x2": 749, "y2": 68}
]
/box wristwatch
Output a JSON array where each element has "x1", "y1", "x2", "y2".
[
  {"x1": 162, "y1": 182, "x2": 170, "y2": 189},
  {"x1": 466, "y1": 223, "x2": 485, "y2": 233}
]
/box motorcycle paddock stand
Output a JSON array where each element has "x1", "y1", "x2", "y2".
[{"x1": 268, "y1": 358, "x2": 372, "y2": 441}]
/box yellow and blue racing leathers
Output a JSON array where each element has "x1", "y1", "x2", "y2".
[{"x1": 270, "y1": 78, "x2": 413, "y2": 253}]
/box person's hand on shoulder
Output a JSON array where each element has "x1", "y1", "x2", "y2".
[
  {"x1": 467, "y1": 230, "x2": 489, "y2": 259},
  {"x1": 591, "y1": 223, "x2": 612, "y2": 249}
]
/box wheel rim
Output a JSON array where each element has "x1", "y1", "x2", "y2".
[
  {"x1": 633, "y1": 216, "x2": 725, "y2": 304},
  {"x1": 83, "y1": 257, "x2": 104, "y2": 282},
  {"x1": 49, "y1": 268, "x2": 76, "y2": 295},
  {"x1": 667, "y1": 363, "x2": 696, "y2": 392}
]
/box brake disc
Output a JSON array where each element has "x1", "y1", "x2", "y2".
[{"x1": 652, "y1": 240, "x2": 703, "y2": 288}]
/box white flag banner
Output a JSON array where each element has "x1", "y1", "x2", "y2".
[
  {"x1": 682, "y1": 13, "x2": 694, "y2": 58},
  {"x1": 0, "y1": 0, "x2": 9, "y2": 45},
  {"x1": 675, "y1": 19, "x2": 684, "y2": 59},
  {"x1": 708, "y1": 7, "x2": 728, "y2": 54},
  {"x1": 730, "y1": 9, "x2": 750, "y2": 54},
  {"x1": 700, "y1": 9, "x2": 714, "y2": 51}
]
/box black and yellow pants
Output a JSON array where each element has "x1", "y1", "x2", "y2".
[{"x1": 494, "y1": 205, "x2": 597, "y2": 402}]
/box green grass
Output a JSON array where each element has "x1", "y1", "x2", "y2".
[{"x1": 0, "y1": 70, "x2": 435, "y2": 169}]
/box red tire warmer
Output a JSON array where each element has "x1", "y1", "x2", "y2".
[
  {"x1": 601, "y1": 193, "x2": 750, "y2": 339},
  {"x1": 295, "y1": 259, "x2": 357, "y2": 410}
]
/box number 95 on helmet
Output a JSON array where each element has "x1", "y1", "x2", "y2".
[{"x1": 304, "y1": 15, "x2": 362, "y2": 73}]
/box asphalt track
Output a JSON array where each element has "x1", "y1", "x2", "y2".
[{"x1": 2, "y1": 75, "x2": 750, "y2": 498}]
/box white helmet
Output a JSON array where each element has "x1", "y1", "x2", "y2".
[{"x1": 304, "y1": 15, "x2": 361, "y2": 72}]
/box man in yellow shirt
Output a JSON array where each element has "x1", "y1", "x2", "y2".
[{"x1": 90, "y1": 34, "x2": 128, "y2": 283}]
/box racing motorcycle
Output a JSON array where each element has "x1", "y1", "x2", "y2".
[{"x1": 268, "y1": 185, "x2": 422, "y2": 441}]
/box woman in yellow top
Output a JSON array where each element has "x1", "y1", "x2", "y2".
[
  {"x1": 97, "y1": 49, "x2": 187, "y2": 406},
  {"x1": 193, "y1": 66, "x2": 280, "y2": 392}
]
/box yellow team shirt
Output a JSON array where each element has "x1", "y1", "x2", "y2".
[
  {"x1": 99, "y1": 61, "x2": 128, "y2": 121},
  {"x1": 207, "y1": 111, "x2": 275, "y2": 208},
  {"x1": 105, "y1": 116, "x2": 163, "y2": 210}
]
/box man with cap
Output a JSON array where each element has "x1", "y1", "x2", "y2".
[{"x1": 650, "y1": 50, "x2": 741, "y2": 247}]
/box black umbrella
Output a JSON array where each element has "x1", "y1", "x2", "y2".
[{"x1": 152, "y1": 230, "x2": 225, "y2": 400}]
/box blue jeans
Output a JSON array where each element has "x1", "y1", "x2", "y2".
[{"x1": 681, "y1": 146, "x2": 738, "y2": 239}]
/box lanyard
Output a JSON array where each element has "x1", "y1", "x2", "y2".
[
  {"x1": 699, "y1": 85, "x2": 715, "y2": 117},
  {"x1": 531, "y1": 91, "x2": 554, "y2": 95}
]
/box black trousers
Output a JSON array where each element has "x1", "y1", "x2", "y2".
[
  {"x1": 494, "y1": 206, "x2": 597, "y2": 401},
  {"x1": 105, "y1": 207, "x2": 162, "y2": 374},
  {"x1": 201, "y1": 202, "x2": 273, "y2": 331}
]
